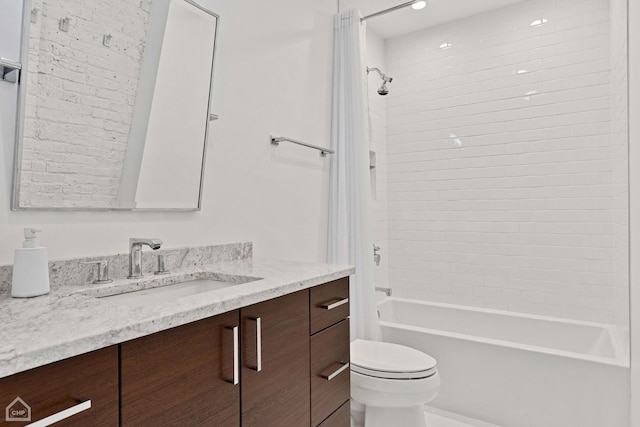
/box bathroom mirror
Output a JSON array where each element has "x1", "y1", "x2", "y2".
[{"x1": 11, "y1": 0, "x2": 219, "y2": 210}]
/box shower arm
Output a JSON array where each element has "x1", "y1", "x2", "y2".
[
  {"x1": 367, "y1": 67, "x2": 384, "y2": 80},
  {"x1": 367, "y1": 67, "x2": 393, "y2": 83}
]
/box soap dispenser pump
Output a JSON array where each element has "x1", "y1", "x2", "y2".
[{"x1": 11, "y1": 228, "x2": 50, "y2": 298}]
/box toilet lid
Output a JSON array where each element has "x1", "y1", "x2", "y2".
[{"x1": 350, "y1": 339, "x2": 437, "y2": 379}]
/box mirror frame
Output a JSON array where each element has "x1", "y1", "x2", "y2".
[{"x1": 11, "y1": 0, "x2": 220, "y2": 211}]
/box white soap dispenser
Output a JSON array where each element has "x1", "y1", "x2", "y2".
[{"x1": 11, "y1": 228, "x2": 50, "y2": 298}]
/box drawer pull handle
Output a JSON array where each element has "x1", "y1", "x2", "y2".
[
  {"x1": 249, "y1": 317, "x2": 262, "y2": 372},
  {"x1": 226, "y1": 326, "x2": 239, "y2": 385},
  {"x1": 26, "y1": 399, "x2": 91, "y2": 427},
  {"x1": 321, "y1": 362, "x2": 350, "y2": 381},
  {"x1": 320, "y1": 297, "x2": 349, "y2": 310}
]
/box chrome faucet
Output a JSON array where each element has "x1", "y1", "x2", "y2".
[{"x1": 128, "y1": 238, "x2": 163, "y2": 279}]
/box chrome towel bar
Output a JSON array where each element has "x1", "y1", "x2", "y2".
[{"x1": 270, "y1": 135, "x2": 335, "y2": 156}]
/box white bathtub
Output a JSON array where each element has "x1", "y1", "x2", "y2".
[{"x1": 378, "y1": 298, "x2": 630, "y2": 427}]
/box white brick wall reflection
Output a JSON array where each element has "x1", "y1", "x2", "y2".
[{"x1": 19, "y1": 0, "x2": 151, "y2": 208}]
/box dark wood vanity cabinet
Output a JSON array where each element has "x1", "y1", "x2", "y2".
[
  {"x1": 120, "y1": 310, "x2": 240, "y2": 427},
  {"x1": 241, "y1": 290, "x2": 310, "y2": 426},
  {"x1": 121, "y1": 285, "x2": 349, "y2": 427},
  {"x1": 0, "y1": 346, "x2": 118, "y2": 426},
  {"x1": 0, "y1": 278, "x2": 350, "y2": 426}
]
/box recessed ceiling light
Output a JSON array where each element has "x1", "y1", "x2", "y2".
[
  {"x1": 530, "y1": 18, "x2": 548, "y2": 27},
  {"x1": 439, "y1": 42, "x2": 452, "y2": 49},
  {"x1": 412, "y1": 1, "x2": 427, "y2": 10}
]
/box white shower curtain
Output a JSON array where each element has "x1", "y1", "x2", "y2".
[{"x1": 327, "y1": 9, "x2": 380, "y2": 341}]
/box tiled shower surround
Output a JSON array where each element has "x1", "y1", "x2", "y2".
[
  {"x1": 367, "y1": 30, "x2": 391, "y2": 293},
  {"x1": 372, "y1": 0, "x2": 628, "y2": 325}
]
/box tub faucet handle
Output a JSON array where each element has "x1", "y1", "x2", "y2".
[{"x1": 373, "y1": 244, "x2": 381, "y2": 266}]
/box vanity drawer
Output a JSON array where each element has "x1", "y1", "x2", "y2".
[
  {"x1": 318, "y1": 400, "x2": 351, "y2": 427},
  {"x1": 311, "y1": 319, "x2": 350, "y2": 426},
  {"x1": 0, "y1": 346, "x2": 118, "y2": 426},
  {"x1": 310, "y1": 277, "x2": 349, "y2": 334}
]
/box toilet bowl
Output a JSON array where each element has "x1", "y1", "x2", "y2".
[{"x1": 350, "y1": 339, "x2": 440, "y2": 427}]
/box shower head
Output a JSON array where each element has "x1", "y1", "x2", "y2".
[{"x1": 367, "y1": 67, "x2": 393, "y2": 96}]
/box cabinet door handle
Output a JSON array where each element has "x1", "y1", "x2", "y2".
[
  {"x1": 249, "y1": 317, "x2": 262, "y2": 372},
  {"x1": 319, "y1": 297, "x2": 349, "y2": 310},
  {"x1": 321, "y1": 362, "x2": 350, "y2": 381},
  {"x1": 26, "y1": 400, "x2": 91, "y2": 427},
  {"x1": 226, "y1": 326, "x2": 239, "y2": 385}
]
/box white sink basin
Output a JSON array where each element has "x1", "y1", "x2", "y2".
[{"x1": 95, "y1": 275, "x2": 261, "y2": 307}]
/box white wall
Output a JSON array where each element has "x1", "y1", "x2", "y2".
[
  {"x1": 0, "y1": 0, "x2": 336, "y2": 264},
  {"x1": 383, "y1": 0, "x2": 626, "y2": 325}
]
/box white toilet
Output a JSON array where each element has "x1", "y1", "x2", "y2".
[{"x1": 350, "y1": 339, "x2": 440, "y2": 427}]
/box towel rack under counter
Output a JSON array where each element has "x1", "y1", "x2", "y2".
[{"x1": 270, "y1": 135, "x2": 335, "y2": 156}]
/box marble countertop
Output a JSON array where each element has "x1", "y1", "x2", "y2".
[{"x1": 0, "y1": 258, "x2": 354, "y2": 379}]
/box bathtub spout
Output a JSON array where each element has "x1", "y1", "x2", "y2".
[{"x1": 375, "y1": 287, "x2": 392, "y2": 296}]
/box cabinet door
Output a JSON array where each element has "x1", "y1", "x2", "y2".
[
  {"x1": 241, "y1": 289, "x2": 310, "y2": 427},
  {"x1": 0, "y1": 346, "x2": 118, "y2": 426},
  {"x1": 120, "y1": 310, "x2": 240, "y2": 427}
]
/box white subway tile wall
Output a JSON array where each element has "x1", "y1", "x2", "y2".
[
  {"x1": 381, "y1": 0, "x2": 628, "y2": 325},
  {"x1": 367, "y1": 30, "x2": 390, "y2": 293}
]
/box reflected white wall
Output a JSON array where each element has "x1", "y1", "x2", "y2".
[{"x1": 133, "y1": 0, "x2": 217, "y2": 209}]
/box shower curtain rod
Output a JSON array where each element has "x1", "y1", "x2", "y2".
[{"x1": 361, "y1": 0, "x2": 421, "y2": 22}]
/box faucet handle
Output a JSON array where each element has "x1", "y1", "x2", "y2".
[
  {"x1": 154, "y1": 252, "x2": 178, "y2": 276},
  {"x1": 80, "y1": 260, "x2": 113, "y2": 284}
]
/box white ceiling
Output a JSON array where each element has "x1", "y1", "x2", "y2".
[{"x1": 339, "y1": 0, "x2": 528, "y2": 39}]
